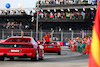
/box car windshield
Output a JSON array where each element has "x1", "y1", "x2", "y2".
[{"x1": 7, "y1": 38, "x2": 30, "y2": 43}]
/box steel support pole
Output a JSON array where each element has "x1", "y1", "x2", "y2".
[
  {"x1": 11, "y1": 30, "x2": 13, "y2": 37},
  {"x1": 31, "y1": 30, "x2": 33, "y2": 37},
  {"x1": 36, "y1": 11, "x2": 38, "y2": 40},
  {"x1": 61, "y1": 31, "x2": 63, "y2": 41},
  {"x1": 2, "y1": 29, "x2": 4, "y2": 39},
  {"x1": 82, "y1": 31, "x2": 84, "y2": 38},
  {"x1": 41, "y1": 31, "x2": 43, "y2": 40},
  {"x1": 51, "y1": 33, "x2": 53, "y2": 41},
  {"x1": 36, "y1": 3, "x2": 39, "y2": 40},
  {"x1": 71, "y1": 31, "x2": 74, "y2": 40}
]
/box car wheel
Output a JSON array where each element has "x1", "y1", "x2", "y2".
[
  {"x1": 10, "y1": 57, "x2": 14, "y2": 61},
  {"x1": 40, "y1": 50, "x2": 44, "y2": 60},
  {"x1": 31, "y1": 57, "x2": 34, "y2": 61},
  {"x1": 31, "y1": 49, "x2": 39, "y2": 61},
  {"x1": 58, "y1": 51, "x2": 61, "y2": 55},
  {"x1": 0, "y1": 57, "x2": 4, "y2": 61},
  {"x1": 35, "y1": 50, "x2": 39, "y2": 61}
]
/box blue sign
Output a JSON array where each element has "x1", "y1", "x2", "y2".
[
  {"x1": 63, "y1": 42, "x2": 69, "y2": 46},
  {"x1": 92, "y1": 0, "x2": 97, "y2": 5},
  {"x1": 5, "y1": 3, "x2": 11, "y2": 8}
]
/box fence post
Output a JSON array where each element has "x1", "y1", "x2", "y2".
[
  {"x1": 31, "y1": 30, "x2": 33, "y2": 37},
  {"x1": 71, "y1": 31, "x2": 74, "y2": 40},
  {"x1": 61, "y1": 31, "x2": 63, "y2": 41},
  {"x1": 41, "y1": 31, "x2": 43, "y2": 40},
  {"x1": 51, "y1": 33, "x2": 53, "y2": 41},
  {"x1": 2, "y1": 29, "x2": 4, "y2": 39},
  {"x1": 82, "y1": 31, "x2": 84, "y2": 38},
  {"x1": 11, "y1": 30, "x2": 13, "y2": 37}
]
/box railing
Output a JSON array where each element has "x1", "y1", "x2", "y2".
[
  {"x1": 36, "y1": 1, "x2": 97, "y2": 6},
  {"x1": 0, "y1": 29, "x2": 92, "y2": 41}
]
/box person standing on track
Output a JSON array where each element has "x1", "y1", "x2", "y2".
[
  {"x1": 84, "y1": 33, "x2": 91, "y2": 54},
  {"x1": 43, "y1": 30, "x2": 54, "y2": 44},
  {"x1": 84, "y1": 33, "x2": 91, "y2": 45}
]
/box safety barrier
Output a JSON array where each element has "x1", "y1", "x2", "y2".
[{"x1": 0, "y1": 29, "x2": 92, "y2": 42}]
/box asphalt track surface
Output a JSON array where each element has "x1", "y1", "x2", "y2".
[{"x1": 0, "y1": 47, "x2": 89, "y2": 67}]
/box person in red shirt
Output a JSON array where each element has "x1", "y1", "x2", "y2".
[{"x1": 43, "y1": 30, "x2": 54, "y2": 44}]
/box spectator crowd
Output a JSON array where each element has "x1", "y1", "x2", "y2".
[
  {"x1": 1, "y1": 22, "x2": 30, "y2": 29},
  {"x1": 38, "y1": 11, "x2": 95, "y2": 20},
  {"x1": 37, "y1": 0, "x2": 97, "y2": 5},
  {"x1": 69, "y1": 34, "x2": 91, "y2": 54},
  {"x1": 0, "y1": 10, "x2": 29, "y2": 15}
]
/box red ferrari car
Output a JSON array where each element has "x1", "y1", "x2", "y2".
[
  {"x1": 0, "y1": 36, "x2": 44, "y2": 61},
  {"x1": 42, "y1": 42, "x2": 61, "y2": 55}
]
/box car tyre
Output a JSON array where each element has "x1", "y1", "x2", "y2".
[
  {"x1": 58, "y1": 51, "x2": 61, "y2": 55},
  {"x1": 10, "y1": 57, "x2": 14, "y2": 61},
  {"x1": 35, "y1": 50, "x2": 39, "y2": 61},
  {"x1": 31, "y1": 57, "x2": 34, "y2": 61},
  {"x1": 31, "y1": 49, "x2": 39, "y2": 61},
  {"x1": 0, "y1": 57, "x2": 4, "y2": 61},
  {"x1": 40, "y1": 50, "x2": 44, "y2": 60}
]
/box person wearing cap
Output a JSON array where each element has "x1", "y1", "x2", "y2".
[{"x1": 43, "y1": 30, "x2": 54, "y2": 44}]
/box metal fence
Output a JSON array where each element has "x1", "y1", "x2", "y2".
[{"x1": 0, "y1": 29, "x2": 92, "y2": 41}]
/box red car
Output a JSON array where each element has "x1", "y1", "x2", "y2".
[
  {"x1": 0, "y1": 36, "x2": 44, "y2": 61},
  {"x1": 42, "y1": 42, "x2": 61, "y2": 55}
]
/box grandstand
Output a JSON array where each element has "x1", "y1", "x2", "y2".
[{"x1": 36, "y1": 0, "x2": 97, "y2": 30}]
